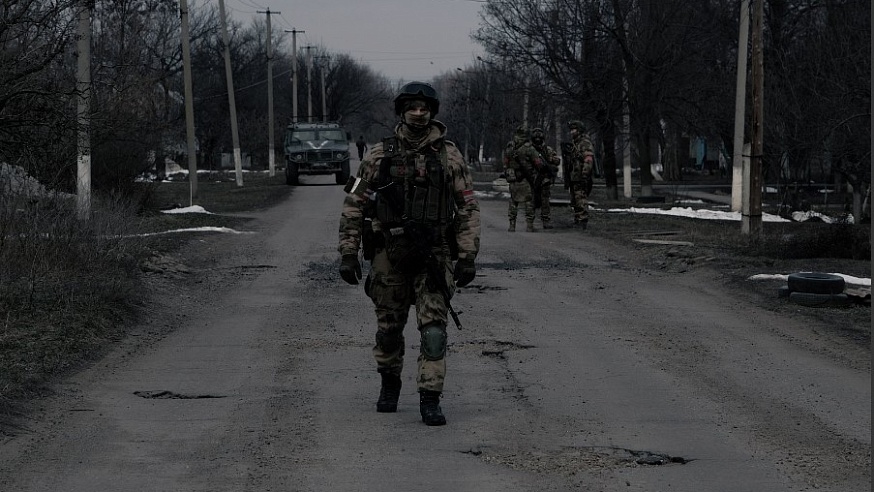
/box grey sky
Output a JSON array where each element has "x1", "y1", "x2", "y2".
[{"x1": 225, "y1": 0, "x2": 487, "y2": 82}]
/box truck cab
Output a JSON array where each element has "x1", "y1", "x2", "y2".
[{"x1": 283, "y1": 122, "x2": 351, "y2": 185}]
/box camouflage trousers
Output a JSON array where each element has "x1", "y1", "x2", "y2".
[
  {"x1": 508, "y1": 181, "x2": 535, "y2": 224},
  {"x1": 569, "y1": 181, "x2": 591, "y2": 222},
  {"x1": 365, "y1": 247, "x2": 453, "y2": 392},
  {"x1": 536, "y1": 181, "x2": 553, "y2": 223}
]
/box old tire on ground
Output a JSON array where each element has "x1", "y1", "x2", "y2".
[
  {"x1": 788, "y1": 291, "x2": 852, "y2": 308},
  {"x1": 787, "y1": 272, "x2": 845, "y2": 295}
]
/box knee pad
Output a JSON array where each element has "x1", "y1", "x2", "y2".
[{"x1": 420, "y1": 323, "x2": 447, "y2": 361}]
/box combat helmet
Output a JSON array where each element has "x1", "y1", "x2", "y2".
[
  {"x1": 531, "y1": 127, "x2": 546, "y2": 142},
  {"x1": 514, "y1": 125, "x2": 530, "y2": 139},
  {"x1": 568, "y1": 120, "x2": 585, "y2": 131},
  {"x1": 393, "y1": 81, "x2": 440, "y2": 116}
]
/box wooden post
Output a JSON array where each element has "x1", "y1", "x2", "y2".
[
  {"x1": 218, "y1": 0, "x2": 243, "y2": 186},
  {"x1": 259, "y1": 8, "x2": 279, "y2": 177},
  {"x1": 179, "y1": 0, "x2": 198, "y2": 201},
  {"x1": 76, "y1": 0, "x2": 92, "y2": 219},
  {"x1": 743, "y1": 0, "x2": 764, "y2": 235}
]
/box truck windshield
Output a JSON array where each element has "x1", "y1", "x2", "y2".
[
  {"x1": 315, "y1": 130, "x2": 346, "y2": 141},
  {"x1": 289, "y1": 129, "x2": 346, "y2": 144}
]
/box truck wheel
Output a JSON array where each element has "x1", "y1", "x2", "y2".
[
  {"x1": 336, "y1": 160, "x2": 351, "y2": 185},
  {"x1": 286, "y1": 162, "x2": 300, "y2": 186},
  {"x1": 787, "y1": 272, "x2": 845, "y2": 295}
]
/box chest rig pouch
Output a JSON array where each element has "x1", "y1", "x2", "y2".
[{"x1": 375, "y1": 137, "x2": 454, "y2": 274}]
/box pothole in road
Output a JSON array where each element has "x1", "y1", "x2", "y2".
[
  {"x1": 455, "y1": 339, "x2": 535, "y2": 358},
  {"x1": 133, "y1": 390, "x2": 226, "y2": 399},
  {"x1": 456, "y1": 284, "x2": 507, "y2": 293},
  {"x1": 461, "y1": 445, "x2": 692, "y2": 476}
]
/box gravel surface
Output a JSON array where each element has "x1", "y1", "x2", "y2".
[{"x1": 0, "y1": 174, "x2": 868, "y2": 491}]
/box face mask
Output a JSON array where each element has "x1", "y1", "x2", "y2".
[{"x1": 403, "y1": 101, "x2": 431, "y2": 129}]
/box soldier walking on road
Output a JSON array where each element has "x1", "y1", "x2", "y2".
[
  {"x1": 355, "y1": 136, "x2": 367, "y2": 160},
  {"x1": 503, "y1": 126, "x2": 542, "y2": 232},
  {"x1": 338, "y1": 82, "x2": 481, "y2": 426},
  {"x1": 566, "y1": 120, "x2": 595, "y2": 229},
  {"x1": 531, "y1": 127, "x2": 560, "y2": 229}
]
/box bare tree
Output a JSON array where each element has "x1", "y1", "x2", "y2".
[{"x1": 0, "y1": 1, "x2": 78, "y2": 187}]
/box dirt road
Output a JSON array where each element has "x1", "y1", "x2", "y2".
[{"x1": 0, "y1": 176, "x2": 869, "y2": 491}]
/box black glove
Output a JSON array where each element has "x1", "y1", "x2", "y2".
[
  {"x1": 453, "y1": 258, "x2": 476, "y2": 287},
  {"x1": 339, "y1": 254, "x2": 361, "y2": 285}
]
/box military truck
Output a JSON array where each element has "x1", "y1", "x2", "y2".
[{"x1": 283, "y1": 122, "x2": 351, "y2": 185}]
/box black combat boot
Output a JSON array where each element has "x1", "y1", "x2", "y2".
[
  {"x1": 419, "y1": 390, "x2": 447, "y2": 426},
  {"x1": 376, "y1": 373, "x2": 402, "y2": 413}
]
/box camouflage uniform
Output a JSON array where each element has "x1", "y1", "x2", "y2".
[
  {"x1": 531, "y1": 128, "x2": 560, "y2": 228},
  {"x1": 567, "y1": 120, "x2": 595, "y2": 225},
  {"x1": 338, "y1": 120, "x2": 481, "y2": 394},
  {"x1": 503, "y1": 127, "x2": 542, "y2": 232}
]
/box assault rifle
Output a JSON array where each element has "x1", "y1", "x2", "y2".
[
  {"x1": 532, "y1": 150, "x2": 554, "y2": 209},
  {"x1": 376, "y1": 182, "x2": 463, "y2": 330}
]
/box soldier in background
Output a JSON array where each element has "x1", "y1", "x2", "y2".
[
  {"x1": 566, "y1": 120, "x2": 595, "y2": 229},
  {"x1": 530, "y1": 127, "x2": 560, "y2": 229},
  {"x1": 355, "y1": 135, "x2": 367, "y2": 160},
  {"x1": 338, "y1": 82, "x2": 481, "y2": 426},
  {"x1": 503, "y1": 126, "x2": 541, "y2": 232}
]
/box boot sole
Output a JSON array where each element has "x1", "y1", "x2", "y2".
[{"x1": 376, "y1": 405, "x2": 398, "y2": 413}]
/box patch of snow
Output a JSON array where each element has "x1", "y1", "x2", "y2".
[
  {"x1": 606, "y1": 206, "x2": 791, "y2": 222},
  {"x1": 161, "y1": 205, "x2": 213, "y2": 214},
  {"x1": 748, "y1": 272, "x2": 870, "y2": 287},
  {"x1": 1, "y1": 162, "x2": 53, "y2": 198},
  {"x1": 791, "y1": 210, "x2": 854, "y2": 224},
  {"x1": 131, "y1": 226, "x2": 253, "y2": 237}
]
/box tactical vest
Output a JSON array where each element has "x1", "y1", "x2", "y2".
[
  {"x1": 374, "y1": 136, "x2": 454, "y2": 229},
  {"x1": 504, "y1": 141, "x2": 530, "y2": 183}
]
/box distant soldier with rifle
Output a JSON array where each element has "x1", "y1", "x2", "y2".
[
  {"x1": 564, "y1": 120, "x2": 595, "y2": 229},
  {"x1": 337, "y1": 81, "x2": 481, "y2": 426},
  {"x1": 530, "y1": 127, "x2": 560, "y2": 229},
  {"x1": 503, "y1": 125, "x2": 542, "y2": 232}
]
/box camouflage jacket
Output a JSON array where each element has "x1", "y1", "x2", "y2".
[
  {"x1": 338, "y1": 121, "x2": 481, "y2": 261},
  {"x1": 503, "y1": 137, "x2": 541, "y2": 183},
  {"x1": 533, "y1": 143, "x2": 560, "y2": 177},
  {"x1": 569, "y1": 132, "x2": 595, "y2": 181}
]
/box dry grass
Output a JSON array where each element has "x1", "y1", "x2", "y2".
[{"x1": 0, "y1": 172, "x2": 291, "y2": 409}]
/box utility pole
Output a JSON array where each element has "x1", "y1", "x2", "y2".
[
  {"x1": 76, "y1": 0, "x2": 92, "y2": 220},
  {"x1": 218, "y1": 0, "x2": 243, "y2": 186},
  {"x1": 305, "y1": 45, "x2": 313, "y2": 122},
  {"x1": 464, "y1": 81, "x2": 471, "y2": 163},
  {"x1": 285, "y1": 29, "x2": 304, "y2": 123},
  {"x1": 731, "y1": 0, "x2": 750, "y2": 212},
  {"x1": 621, "y1": 72, "x2": 632, "y2": 198},
  {"x1": 316, "y1": 55, "x2": 330, "y2": 122},
  {"x1": 258, "y1": 8, "x2": 279, "y2": 177},
  {"x1": 522, "y1": 83, "x2": 529, "y2": 129},
  {"x1": 456, "y1": 68, "x2": 471, "y2": 163},
  {"x1": 479, "y1": 75, "x2": 491, "y2": 164},
  {"x1": 179, "y1": 0, "x2": 198, "y2": 202},
  {"x1": 743, "y1": 0, "x2": 764, "y2": 235}
]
